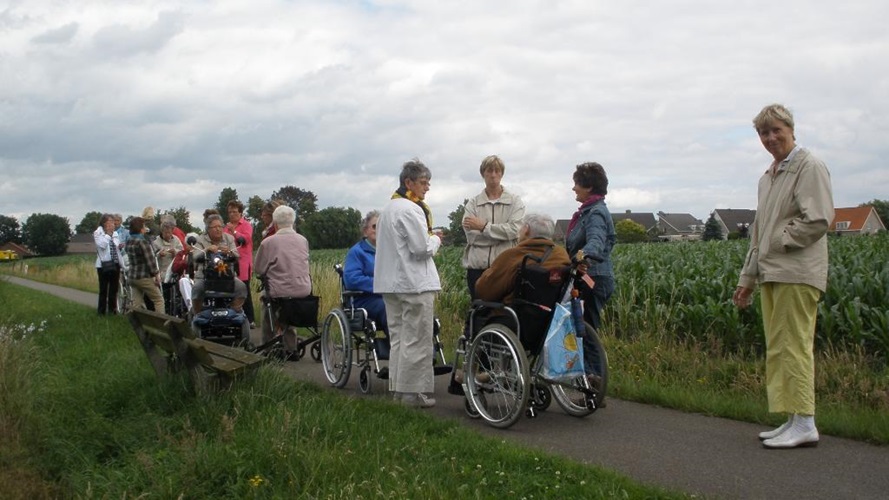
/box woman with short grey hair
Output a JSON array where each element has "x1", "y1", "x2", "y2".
[{"x1": 344, "y1": 209, "x2": 388, "y2": 340}]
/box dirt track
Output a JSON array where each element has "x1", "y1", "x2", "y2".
[{"x1": 5, "y1": 274, "x2": 889, "y2": 499}]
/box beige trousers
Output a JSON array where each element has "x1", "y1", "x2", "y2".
[
  {"x1": 131, "y1": 277, "x2": 165, "y2": 314},
  {"x1": 383, "y1": 292, "x2": 436, "y2": 394}
]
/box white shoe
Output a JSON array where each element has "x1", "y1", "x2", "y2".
[
  {"x1": 401, "y1": 393, "x2": 436, "y2": 408},
  {"x1": 759, "y1": 418, "x2": 794, "y2": 441},
  {"x1": 762, "y1": 426, "x2": 819, "y2": 449}
]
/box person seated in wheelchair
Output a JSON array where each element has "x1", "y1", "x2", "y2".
[
  {"x1": 343, "y1": 210, "x2": 389, "y2": 350},
  {"x1": 190, "y1": 214, "x2": 248, "y2": 315},
  {"x1": 474, "y1": 213, "x2": 571, "y2": 307},
  {"x1": 253, "y1": 205, "x2": 312, "y2": 352},
  {"x1": 452, "y1": 213, "x2": 570, "y2": 387}
]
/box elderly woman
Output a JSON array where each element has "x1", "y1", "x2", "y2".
[
  {"x1": 733, "y1": 104, "x2": 834, "y2": 449},
  {"x1": 191, "y1": 214, "x2": 247, "y2": 315},
  {"x1": 462, "y1": 155, "x2": 526, "y2": 299},
  {"x1": 125, "y1": 217, "x2": 165, "y2": 313},
  {"x1": 565, "y1": 162, "x2": 616, "y2": 398},
  {"x1": 226, "y1": 200, "x2": 255, "y2": 327},
  {"x1": 254, "y1": 205, "x2": 312, "y2": 352},
  {"x1": 344, "y1": 210, "x2": 388, "y2": 338},
  {"x1": 374, "y1": 159, "x2": 442, "y2": 408},
  {"x1": 260, "y1": 199, "x2": 285, "y2": 240},
  {"x1": 153, "y1": 219, "x2": 184, "y2": 312},
  {"x1": 93, "y1": 213, "x2": 122, "y2": 315}
]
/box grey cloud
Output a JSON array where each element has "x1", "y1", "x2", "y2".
[
  {"x1": 92, "y1": 11, "x2": 185, "y2": 57},
  {"x1": 31, "y1": 22, "x2": 78, "y2": 44}
]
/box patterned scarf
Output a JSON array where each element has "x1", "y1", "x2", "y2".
[
  {"x1": 392, "y1": 187, "x2": 434, "y2": 235},
  {"x1": 566, "y1": 195, "x2": 604, "y2": 237}
]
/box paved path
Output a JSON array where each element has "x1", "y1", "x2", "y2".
[{"x1": 4, "y1": 275, "x2": 889, "y2": 499}]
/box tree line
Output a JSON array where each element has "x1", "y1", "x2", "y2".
[{"x1": 3, "y1": 195, "x2": 888, "y2": 256}]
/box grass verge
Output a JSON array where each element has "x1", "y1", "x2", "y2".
[{"x1": 0, "y1": 281, "x2": 685, "y2": 498}]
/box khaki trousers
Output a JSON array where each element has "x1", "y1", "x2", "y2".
[
  {"x1": 131, "y1": 277, "x2": 165, "y2": 314},
  {"x1": 760, "y1": 282, "x2": 821, "y2": 415},
  {"x1": 383, "y1": 292, "x2": 436, "y2": 394}
]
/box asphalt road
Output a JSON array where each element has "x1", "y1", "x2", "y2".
[{"x1": 5, "y1": 274, "x2": 889, "y2": 499}]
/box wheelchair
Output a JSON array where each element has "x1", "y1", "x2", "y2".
[
  {"x1": 252, "y1": 268, "x2": 322, "y2": 362},
  {"x1": 320, "y1": 263, "x2": 451, "y2": 394},
  {"x1": 449, "y1": 253, "x2": 608, "y2": 429},
  {"x1": 190, "y1": 251, "x2": 251, "y2": 347}
]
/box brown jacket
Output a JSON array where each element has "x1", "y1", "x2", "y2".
[{"x1": 475, "y1": 238, "x2": 571, "y2": 304}]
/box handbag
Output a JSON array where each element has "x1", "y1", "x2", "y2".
[
  {"x1": 100, "y1": 260, "x2": 118, "y2": 273},
  {"x1": 541, "y1": 302, "x2": 585, "y2": 383},
  {"x1": 273, "y1": 295, "x2": 320, "y2": 328}
]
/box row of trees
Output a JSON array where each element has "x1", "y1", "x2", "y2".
[
  {"x1": 0, "y1": 213, "x2": 72, "y2": 256},
  {"x1": 4, "y1": 197, "x2": 887, "y2": 257}
]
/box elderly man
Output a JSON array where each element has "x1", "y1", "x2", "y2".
[
  {"x1": 374, "y1": 158, "x2": 442, "y2": 408},
  {"x1": 474, "y1": 213, "x2": 571, "y2": 305},
  {"x1": 190, "y1": 214, "x2": 247, "y2": 315},
  {"x1": 254, "y1": 205, "x2": 312, "y2": 352}
]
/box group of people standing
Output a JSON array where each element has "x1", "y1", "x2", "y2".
[
  {"x1": 367, "y1": 156, "x2": 617, "y2": 408},
  {"x1": 93, "y1": 103, "x2": 834, "y2": 450}
]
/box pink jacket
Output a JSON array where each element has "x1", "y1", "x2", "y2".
[{"x1": 226, "y1": 217, "x2": 253, "y2": 281}]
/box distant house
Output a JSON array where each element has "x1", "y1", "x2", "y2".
[
  {"x1": 711, "y1": 208, "x2": 757, "y2": 239},
  {"x1": 612, "y1": 210, "x2": 658, "y2": 239},
  {"x1": 67, "y1": 233, "x2": 97, "y2": 254},
  {"x1": 657, "y1": 212, "x2": 705, "y2": 241},
  {"x1": 832, "y1": 206, "x2": 886, "y2": 235},
  {"x1": 0, "y1": 241, "x2": 35, "y2": 259}
]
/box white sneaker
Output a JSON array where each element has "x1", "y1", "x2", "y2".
[
  {"x1": 759, "y1": 417, "x2": 794, "y2": 441},
  {"x1": 401, "y1": 393, "x2": 436, "y2": 408},
  {"x1": 762, "y1": 426, "x2": 819, "y2": 449}
]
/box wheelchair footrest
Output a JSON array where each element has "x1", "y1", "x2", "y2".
[
  {"x1": 376, "y1": 367, "x2": 389, "y2": 380},
  {"x1": 434, "y1": 364, "x2": 453, "y2": 376},
  {"x1": 447, "y1": 381, "x2": 465, "y2": 396}
]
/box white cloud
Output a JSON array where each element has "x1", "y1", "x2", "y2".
[{"x1": 1, "y1": 0, "x2": 887, "y2": 231}]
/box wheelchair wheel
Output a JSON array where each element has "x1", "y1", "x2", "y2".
[
  {"x1": 117, "y1": 277, "x2": 133, "y2": 314},
  {"x1": 532, "y1": 382, "x2": 552, "y2": 412},
  {"x1": 552, "y1": 322, "x2": 608, "y2": 416},
  {"x1": 464, "y1": 397, "x2": 481, "y2": 419},
  {"x1": 465, "y1": 323, "x2": 530, "y2": 429},
  {"x1": 310, "y1": 340, "x2": 322, "y2": 362},
  {"x1": 321, "y1": 309, "x2": 352, "y2": 388},
  {"x1": 358, "y1": 365, "x2": 374, "y2": 394}
]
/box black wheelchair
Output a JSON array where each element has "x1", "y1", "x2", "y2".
[
  {"x1": 320, "y1": 263, "x2": 451, "y2": 394},
  {"x1": 252, "y1": 266, "x2": 322, "y2": 362},
  {"x1": 450, "y1": 253, "x2": 608, "y2": 429},
  {"x1": 190, "y1": 251, "x2": 251, "y2": 347}
]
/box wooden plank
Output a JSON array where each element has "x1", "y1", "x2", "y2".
[{"x1": 195, "y1": 339, "x2": 266, "y2": 366}]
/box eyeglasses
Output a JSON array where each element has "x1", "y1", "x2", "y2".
[{"x1": 208, "y1": 224, "x2": 223, "y2": 230}]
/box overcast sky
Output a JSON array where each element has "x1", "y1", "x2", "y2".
[{"x1": 2, "y1": 0, "x2": 887, "y2": 232}]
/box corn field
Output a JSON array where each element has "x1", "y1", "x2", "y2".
[{"x1": 608, "y1": 233, "x2": 889, "y2": 360}]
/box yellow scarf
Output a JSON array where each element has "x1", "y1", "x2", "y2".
[{"x1": 392, "y1": 187, "x2": 434, "y2": 235}]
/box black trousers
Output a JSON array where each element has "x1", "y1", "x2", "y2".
[{"x1": 97, "y1": 267, "x2": 120, "y2": 314}]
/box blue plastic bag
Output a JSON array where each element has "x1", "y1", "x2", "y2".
[{"x1": 541, "y1": 302, "x2": 585, "y2": 383}]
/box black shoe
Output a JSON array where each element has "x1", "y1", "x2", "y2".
[{"x1": 377, "y1": 367, "x2": 389, "y2": 379}]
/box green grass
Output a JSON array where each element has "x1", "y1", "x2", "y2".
[{"x1": 0, "y1": 281, "x2": 685, "y2": 498}]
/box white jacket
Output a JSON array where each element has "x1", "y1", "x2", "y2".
[{"x1": 374, "y1": 197, "x2": 442, "y2": 294}]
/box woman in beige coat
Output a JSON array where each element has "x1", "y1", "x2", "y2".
[
  {"x1": 733, "y1": 104, "x2": 834, "y2": 449},
  {"x1": 461, "y1": 155, "x2": 525, "y2": 299}
]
